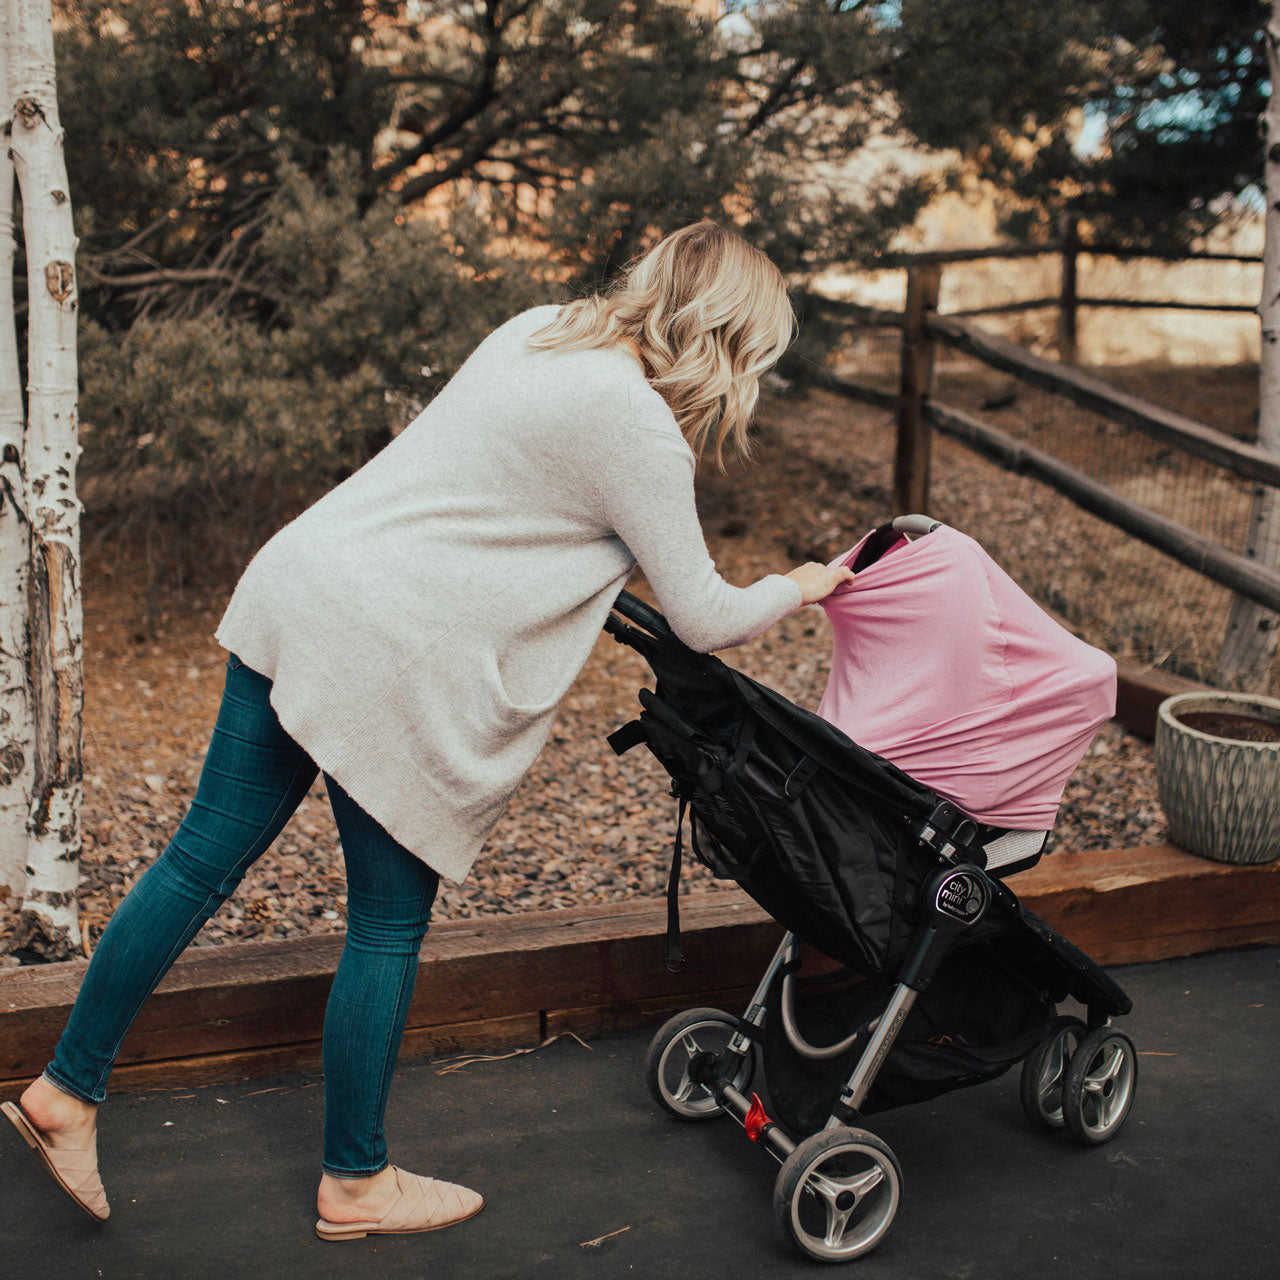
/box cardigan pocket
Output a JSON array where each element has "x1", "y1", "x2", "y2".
[{"x1": 486, "y1": 649, "x2": 564, "y2": 721}]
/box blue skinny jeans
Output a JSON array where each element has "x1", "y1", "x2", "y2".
[{"x1": 44, "y1": 653, "x2": 440, "y2": 1178}]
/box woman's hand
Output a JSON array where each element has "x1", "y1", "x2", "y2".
[{"x1": 786, "y1": 561, "x2": 855, "y2": 605}]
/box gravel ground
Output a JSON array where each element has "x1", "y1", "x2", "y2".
[{"x1": 1, "y1": 385, "x2": 1170, "y2": 960}]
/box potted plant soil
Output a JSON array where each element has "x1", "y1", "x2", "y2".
[{"x1": 1155, "y1": 692, "x2": 1280, "y2": 865}]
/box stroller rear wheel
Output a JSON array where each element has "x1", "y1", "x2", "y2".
[
  {"x1": 644, "y1": 1007, "x2": 758, "y2": 1121},
  {"x1": 1062, "y1": 1026, "x2": 1138, "y2": 1145},
  {"x1": 1020, "y1": 1015, "x2": 1088, "y2": 1131},
  {"x1": 773, "y1": 1128, "x2": 902, "y2": 1264}
]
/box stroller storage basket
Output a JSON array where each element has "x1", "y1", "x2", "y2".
[{"x1": 764, "y1": 940, "x2": 1058, "y2": 1133}]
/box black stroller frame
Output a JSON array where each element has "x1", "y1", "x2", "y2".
[
  {"x1": 642, "y1": 866, "x2": 1134, "y2": 1263},
  {"x1": 606, "y1": 521, "x2": 1138, "y2": 1264}
]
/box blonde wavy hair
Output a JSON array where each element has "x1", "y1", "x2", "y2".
[{"x1": 527, "y1": 220, "x2": 796, "y2": 467}]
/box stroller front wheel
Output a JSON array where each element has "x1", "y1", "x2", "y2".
[
  {"x1": 1020, "y1": 1015, "x2": 1088, "y2": 1131},
  {"x1": 1061, "y1": 1026, "x2": 1138, "y2": 1145},
  {"x1": 644, "y1": 1007, "x2": 758, "y2": 1121},
  {"x1": 773, "y1": 1128, "x2": 902, "y2": 1264}
]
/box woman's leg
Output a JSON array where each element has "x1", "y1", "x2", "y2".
[
  {"x1": 313, "y1": 776, "x2": 487, "y2": 1231},
  {"x1": 31, "y1": 654, "x2": 317, "y2": 1113},
  {"x1": 317, "y1": 774, "x2": 439, "y2": 1179}
]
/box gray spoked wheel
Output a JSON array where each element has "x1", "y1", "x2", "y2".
[
  {"x1": 643, "y1": 1007, "x2": 756, "y2": 1121},
  {"x1": 1062, "y1": 1026, "x2": 1138, "y2": 1146},
  {"x1": 1020, "y1": 1015, "x2": 1087, "y2": 1131},
  {"x1": 773, "y1": 1128, "x2": 902, "y2": 1264}
]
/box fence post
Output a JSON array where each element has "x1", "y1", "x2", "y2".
[
  {"x1": 893, "y1": 262, "x2": 941, "y2": 515},
  {"x1": 1058, "y1": 213, "x2": 1079, "y2": 364}
]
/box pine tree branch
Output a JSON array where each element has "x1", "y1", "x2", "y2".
[
  {"x1": 373, "y1": 0, "x2": 507, "y2": 190},
  {"x1": 81, "y1": 266, "x2": 274, "y2": 298},
  {"x1": 739, "y1": 57, "x2": 811, "y2": 139},
  {"x1": 391, "y1": 79, "x2": 579, "y2": 204},
  {"x1": 95, "y1": 201, "x2": 194, "y2": 260},
  {"x1": 498, "y1": 156, "x2": 573, "y2": 183}
]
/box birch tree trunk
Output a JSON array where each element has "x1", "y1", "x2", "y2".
[
  {"x1": 0, "y1": 0, "x2": 36, "y2": 910},
  {"x1": 9, "y1": 0, "x2": 82, "y2": 959},
  {"x1": 1218, "y1": 11, "x2": 1280, "y2": 691}
]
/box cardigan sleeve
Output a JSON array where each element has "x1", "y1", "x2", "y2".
[{"x1": 598, "y1": 422, "x2": 804, "y2": 652}]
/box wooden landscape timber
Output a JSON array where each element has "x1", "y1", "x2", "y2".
[
  {"x1": 1012, "y1": 844, "x2": 1280, "y2": 964},
  {"x1": 1, "y1": 845, "x2": 1276, "y2": 1097},
  {"x1": 1113, "y1": 662, "x2": 1212, "y2": 740},
  {"x1": 0, "y1": 894, "x2": 781, "y2": 1096}
]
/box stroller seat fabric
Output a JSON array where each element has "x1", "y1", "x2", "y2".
[{"x1": 605, "y1": 608, "x2": 956, "y2": 977}]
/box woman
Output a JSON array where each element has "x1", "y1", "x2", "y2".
[{"x1": 2, "y1": 219, "x2": 854, "y2": 1241}]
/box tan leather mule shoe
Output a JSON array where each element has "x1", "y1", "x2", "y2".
[
  {"x1": 2, "y1": 1099, "x2": 110, "y2": 1221},
  {"x1": 315, "y1": 1165, "x2": 483, "y2": 1242}
]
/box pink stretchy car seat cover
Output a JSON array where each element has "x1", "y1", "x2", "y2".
[{"x1": 816, "y1": 525, "x2": 1116, "y2": 831}]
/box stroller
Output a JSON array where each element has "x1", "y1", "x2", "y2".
[{"x1": 604, "y1": 517, "x2": 1138, "y2": 1264}]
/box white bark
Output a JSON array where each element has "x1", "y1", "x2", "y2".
[
  {"x1": 0, "y1": 0, "x2": 35, "y2": 908},
  {"x1": 1218, "y1": 12, "x2": 1280, "y2": 691},
  {"x1": 10, "y1": 0, "x2": 82, "y2": 958}
]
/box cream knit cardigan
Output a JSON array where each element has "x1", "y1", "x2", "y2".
[{"x1": 215, "y1": 304, "x2": 804, "y2": 881}]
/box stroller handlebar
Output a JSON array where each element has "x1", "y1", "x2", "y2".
[{"x1": 609, "y1": 589, "x2": 675, "y2": 642}]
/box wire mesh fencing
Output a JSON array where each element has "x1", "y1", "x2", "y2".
[
  {"x1": 821, "y1": 281, "x2": 1273, "y2": 695},
  {"x1": 930, "y1": 349, "x2": 1261, "y2": 559}
]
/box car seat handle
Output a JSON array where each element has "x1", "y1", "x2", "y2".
[{"x1": 891, "y1": 514, "x2": 943, "y2": 536}]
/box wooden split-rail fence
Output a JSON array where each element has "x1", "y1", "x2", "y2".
[{"x1": 818, "y1": 237, "x2": 1278, "y2": 672}]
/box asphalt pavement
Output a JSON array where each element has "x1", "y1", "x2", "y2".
[{"x1": 2, "y1": 945, "x2": 1276, "y2": 1280}]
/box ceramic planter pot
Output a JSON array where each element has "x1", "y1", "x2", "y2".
[{"x1": 1154, "y1": 691, "x2": 1280, "y2": 865}]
